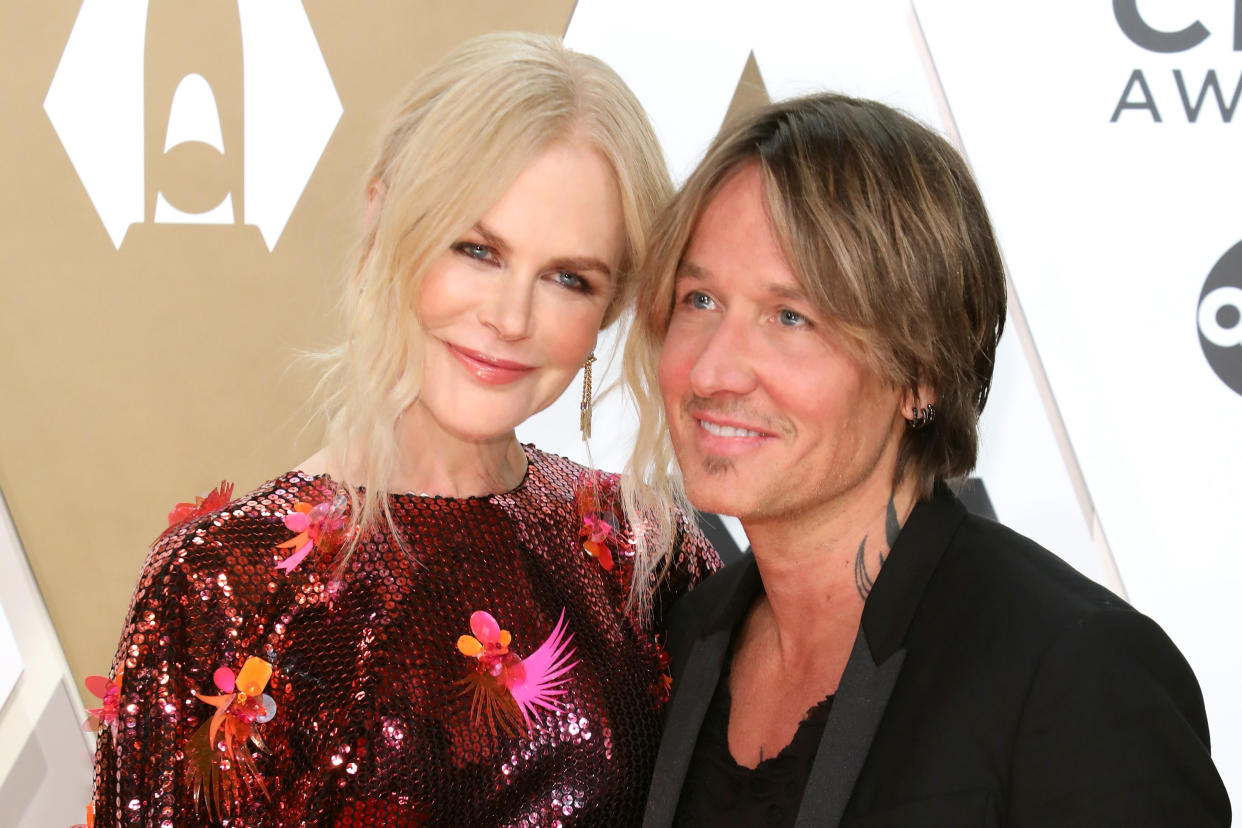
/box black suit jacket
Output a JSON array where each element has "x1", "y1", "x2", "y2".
[{"x1": 644, "y1": 486, "x2": 1231, "y2": 826}]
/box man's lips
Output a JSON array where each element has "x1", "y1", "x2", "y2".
[
  {"x1": 690, "y1": 412, "x2": 777, "y2": 445},
  {"x1": 444, "y1": 342, "x2": 534, "y2": 385}
]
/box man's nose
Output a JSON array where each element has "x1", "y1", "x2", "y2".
[
  {"x1": 688, "y1": 314, "x2": 758, "y2": 398},
  {"x1": 477, "y1": 271, "x2": 534, "y2": 340}
]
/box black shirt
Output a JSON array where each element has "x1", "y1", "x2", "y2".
[{"x1": 672, "y1": 654, "x2": 834, "y2": 827}]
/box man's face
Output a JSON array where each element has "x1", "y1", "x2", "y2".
[{"x1": 658, "y1": 164, "x2": 906, "y2": 525}]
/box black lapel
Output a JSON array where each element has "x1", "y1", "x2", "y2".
[
  {"x1": 642, "y1": 557, "x2": 762, "y2": 828},
  {"x1": 794, "y1": 628, "x2": 905, "y2": 827},
  {"x1": 795, "y1": 484, "x2": 967, "y2": 826}
]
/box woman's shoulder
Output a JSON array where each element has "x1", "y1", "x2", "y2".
[
  {"x1": 523, "y1": 444, "x2": 620, "y2": 496},
  {"x1": 145, "y1": 470, "x2": 337, "y2": 580},
  {"x1": 520, "y1": 445, "x2": 629, "y2": 528}
]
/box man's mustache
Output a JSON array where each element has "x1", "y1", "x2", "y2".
[{"x1": 679, "y1": 396, "x2": 793, "y2": 439}]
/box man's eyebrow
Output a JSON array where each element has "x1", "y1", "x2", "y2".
[
  {"x1": 765, "y1": 283, "x2": 810, "y2": 302},
  {"x1": 675, "y1": 260, "x2": 709, "y2": 281},
  {"x1": 675, "y1": 262, "x2": 809, "y2": 302}
]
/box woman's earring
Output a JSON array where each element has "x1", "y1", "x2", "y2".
[{"x1": 579, "y1": 353, "x2": 597, "y2": 440}]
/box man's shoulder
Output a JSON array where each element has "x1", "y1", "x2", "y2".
[{"x1": 945, "y1": 512, "x2": 1130, "y2": 620}]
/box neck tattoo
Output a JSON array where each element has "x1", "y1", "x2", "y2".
[{"x1": 853, "y1": 493, "x2": 901, "y2": 601}]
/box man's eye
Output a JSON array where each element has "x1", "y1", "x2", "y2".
[
  {"x1": 779, "y1": 309, "x2": 807, "y2": 327},
  {"x1": 685, "y1": 291, "x2": 714, "y2": 310}
]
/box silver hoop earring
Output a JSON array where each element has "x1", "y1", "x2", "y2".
[{"x1": 908, "y1": 403, "x2": 936, "y2": 430}]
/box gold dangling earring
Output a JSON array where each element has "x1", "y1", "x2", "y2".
[{"x1": 579, "y1": 353, "x2": 596, "y2": 440}]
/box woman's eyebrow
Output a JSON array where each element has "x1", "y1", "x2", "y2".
[
  {"x1": 550, "y1": 256, "x2": 613, "y2": 279},
  {"x1": 471, "y1": 221, "x2": 510, "y2": 254},
  {"x1": 472, "y1": 222, "x2": 611, "y2": 278}
]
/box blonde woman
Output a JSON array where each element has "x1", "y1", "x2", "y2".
[{"x1": 89, "y1": 33, "x2": 718, "y2": 827}]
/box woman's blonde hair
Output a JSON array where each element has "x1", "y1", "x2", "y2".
[
  {"x1": 316, "y1": 32, "x2": 671, "y2": 565},
  {"x1": 625, "y1": 93, "x2": 1006, "y2": 516}
]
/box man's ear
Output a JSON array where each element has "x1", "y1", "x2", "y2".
[{"x1": 899, "y1": 383, "x2": 936, "y2": 423}]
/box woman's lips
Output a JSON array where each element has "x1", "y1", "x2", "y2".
[{"x1": 445, "y1": 342, "x2": 535, "y2": 385}]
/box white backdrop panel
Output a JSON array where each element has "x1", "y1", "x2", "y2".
[{"x1": 917, "y1": 0, "x2": 1241, "y2": 797}]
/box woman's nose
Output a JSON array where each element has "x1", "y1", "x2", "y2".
[{"x1": 477, "y1": 272, "x2": 534, "y2": 340}]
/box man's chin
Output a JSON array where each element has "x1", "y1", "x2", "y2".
[{"x1": 680, "y1": 459, "x2": 751, "y2": 517}]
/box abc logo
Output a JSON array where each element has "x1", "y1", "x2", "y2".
[{"x1": 1198, "y1": 240, "x2": 1242, "y2": 396}]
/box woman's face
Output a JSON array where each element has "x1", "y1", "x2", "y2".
[{"x1": 413, "y1": 137, "x2": 624, "y2": 444}]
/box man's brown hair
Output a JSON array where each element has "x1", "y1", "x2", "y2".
[{"x1": 625, "y1": 93, "x2": 1007, "y2": 496}]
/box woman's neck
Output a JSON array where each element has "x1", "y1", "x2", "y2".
[
  {"x1": 301, "y1": 403, "x2": 529, "y2": 498},
  {"x1": 387, "y1": 403, "x2": 528, "y2": 497}
]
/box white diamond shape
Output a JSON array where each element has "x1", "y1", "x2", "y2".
[
  {"x1": 44, "y1": 0, "x2": 150, "y2": 249},
  {"x1": 238, "y1": 0, "x2": 343, "y2": 251}
]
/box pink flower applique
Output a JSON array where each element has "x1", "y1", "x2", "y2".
[
  {"x1": 455, "y1": 609, "x2": 577, "y2": 737},
  {"x1": 82, "y1": 668, "x2": 123, "y2": 734},
  {"x1": 580, "y1": 513, "x2": 615, "y2": 571},
  {"x1": 574, "y1": 470, "x2": 627, "y2": 571},
  {"x1": 274, "y1": 498, "x2": 344, "y2": 573}
]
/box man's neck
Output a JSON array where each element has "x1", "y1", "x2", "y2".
[{"x1": 742, "y1": 472, "x2": 919, "y2": 668}]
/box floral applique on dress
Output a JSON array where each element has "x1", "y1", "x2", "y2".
[
  {"x1": 81, "y1": 668, "x2": 123, "y2": 734},
  {"x1": 186, "y1": 655, "x2": 278, "y2": 818},
  {"x1": 651, "y1": 637, "x2": 674, "y2": 707},
  {"x1": 456, "y1": 610, "x2": 577, "y2": 738},
  {"x1": 274, "y1": 492, "x2": 347, "y2": 572},
  {"x1": 574, "y1": 470, "x2": 630, "y2": 573},
  {"x1": 164, "y1": 481, "x2": 234, "y2": 534}
]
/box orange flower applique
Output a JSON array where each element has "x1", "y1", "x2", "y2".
[
  {"x1": 69, "y1": 801, "x2": 94, "y2": 828},
  {"x1": 187, "y1": 656, "x2": 277, "y2": 818},
  {"x1": 581, "y1": 514, "x2": 615, "y2": 571}
]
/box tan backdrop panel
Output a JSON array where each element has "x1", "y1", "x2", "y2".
[{"x1": 1, "y1": 1, "x2": 578, "y2": 685}]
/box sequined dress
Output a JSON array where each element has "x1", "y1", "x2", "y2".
[{"x1": 91, "y1": 446, "x2": 718, "y2": 827}]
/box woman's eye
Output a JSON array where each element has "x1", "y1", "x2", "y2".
[
  {"x1": 454, "y1": 242, "x2": 493, "y2": 262},
  {"x1": 778, "y1": 308, "x2": 807, "y2": 327},
  {"x1": 552, "y1": 270, "x2": 591, "y2": 293}
]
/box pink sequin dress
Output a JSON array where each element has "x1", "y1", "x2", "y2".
[{"x1": 91, "y1": 446, "x2": 719, "y2": 827}]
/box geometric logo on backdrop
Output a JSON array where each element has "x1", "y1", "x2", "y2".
[
  {"x1": 1198, "y1": 239, "x2": 1242, "y2": 396},
  {"x1": 43, "y1": 0, "x2": 342, "y2": 251}
]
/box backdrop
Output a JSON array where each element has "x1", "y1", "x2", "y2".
[{"x1": 2, "y1": 0, "x2": 1237, "y2": 806}]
